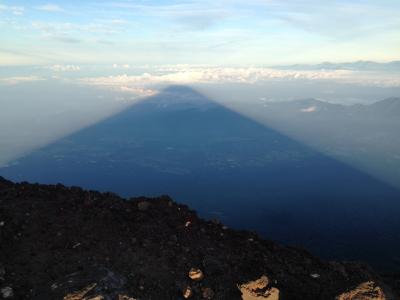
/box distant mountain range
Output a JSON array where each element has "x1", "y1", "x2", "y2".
[
  {"x1": 260, "y1": 97, "x2": 400, "y2": 118},
  {"x1": 247, "y1": 97, "x2": 400, "y2": 190},
  {"x1": 369, "y1": 97, "x2": 400, "y2": 116},
  {"x1": 273, "y1": 61, "x2": 400, "y2": 71}
]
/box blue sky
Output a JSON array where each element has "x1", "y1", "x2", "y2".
[{"x1": 1, "y1": 0, "x2": 400, "y2": 66}]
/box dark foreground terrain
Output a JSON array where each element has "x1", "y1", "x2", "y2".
[{"x1": 0, "y1": 177, "x2": 398, "y2": 299}]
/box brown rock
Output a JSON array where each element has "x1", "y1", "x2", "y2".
[
  {"x1": 63, "y1": 283, "x2": 97, "y2": 300},
  {"x1": 189, "y1": 268, "x2": 204, "y2": 281},
  {"x1": 239, "y1": 275, "x2": 279, "y2": 300},
  {"x1": 336, "y1": 281, "x2": 386, "y2": 300},
  {"x1": 183, "y1": 286, "x2": 193, "y2": 299}
]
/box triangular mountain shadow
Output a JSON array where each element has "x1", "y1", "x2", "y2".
[{"x1": 2, "y1": 85, "x2": 400, "y2": 271}]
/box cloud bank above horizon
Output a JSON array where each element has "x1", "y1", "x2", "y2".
[{"x1": 0, "y1": 62, "x2": 399, "y2": 106}]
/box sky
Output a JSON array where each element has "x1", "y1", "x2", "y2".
[
  {"x1": 1, "y1": 0, "x2": 400, "y2": 66},
  {"x1": 0, "y1": 0, "x2": 400, "y2": 189}
]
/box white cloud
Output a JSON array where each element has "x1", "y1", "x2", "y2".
[
  {"x1": 301, "y1": 106, "x2": 317, "y2": 113},
  {"x1": 37, "y1": 4, "x2": 63, "y2": 12},
  {"x1": 107, "y1": 2, "x2": 229, "y2": 30},
  {"x1": 46, "y1": 65, "x2": 81, "y2": 72},
  {"x1": 0, "y1": 4, "x2": 24, "y2": 15},
  {"x1": 80, "y1": 67, "x2": 354, "y2": 88},
  {"x1": 110, "y1": 19, "x2": 128, "y2": 25},
  {"x1": 78, "y1": 67, "x2": 353, "y2": 98},
  {"x1": 0, "y1": 76, "x2": 44, "y2": 85},
  {"x1": 112, "y1": 64, "x2": 131, "y2": 69},
  {"x1": 119, "y1": 86, "x2": 156, "y2": 97},
  {"x1": 79, "y1": 66, "x2": 400, "y2": 98}
]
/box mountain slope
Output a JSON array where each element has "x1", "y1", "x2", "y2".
[
  {"x1": 0, "y1": 177, "x2": 397, "y2": 299},
  {"x1": 368, "y1": 97, "x2": 400, "y2": 117}
]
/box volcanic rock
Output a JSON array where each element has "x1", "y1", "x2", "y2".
[{"x1": 0, "y1": 177, "x2": 398, "y2": 299}]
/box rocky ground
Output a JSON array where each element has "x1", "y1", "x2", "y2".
[{"x1": 0, "y1": 176, "x2": 398, "y2": 299}]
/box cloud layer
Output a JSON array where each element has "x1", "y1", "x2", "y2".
[
  {"x1": 78, "y1": 66, "x2": 400, "y2": 98},
  {"x1": 0, "y1": 76, "x2": 43, "y2": 85}
]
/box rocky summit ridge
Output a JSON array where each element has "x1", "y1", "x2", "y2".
[{"x1": 0, "y1": 177, "x2": 398, "y2": 299}]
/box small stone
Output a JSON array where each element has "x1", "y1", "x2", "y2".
[
  {"x1": 310, "y1": 273, "x2": 320, "y2": 279},
  {"x1": 202, "y1": 287, "x2": 214, "y2": 299},
  {"x1": 183, "y1": 286, "x2": 193, "y2": 299},
  {"x1": 0, "y1": 221, "x2": 5, "y2": 227},
  {"x1": 137, "y1": 201, "x2": 151, "y2": 211},
  {"x1": 1, "y1": 286, "x2": 14, "y2": 298},
  {"x1": 188, "y1": 268, "x2": 204, "y2": 281}
]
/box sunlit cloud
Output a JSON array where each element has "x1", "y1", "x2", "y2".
[
  {"x1": 81, "y1": 67, "x2": 353, "y2": 86},
  {"x1": 119, "y1": 86, "x2": 157, "y2": 97},
  {"x1": 79, "y1": 66, "x2": 400, "y2": 96},
  {"x1": 301, "y1": 106, "x2": 317, "y2": 113}
]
